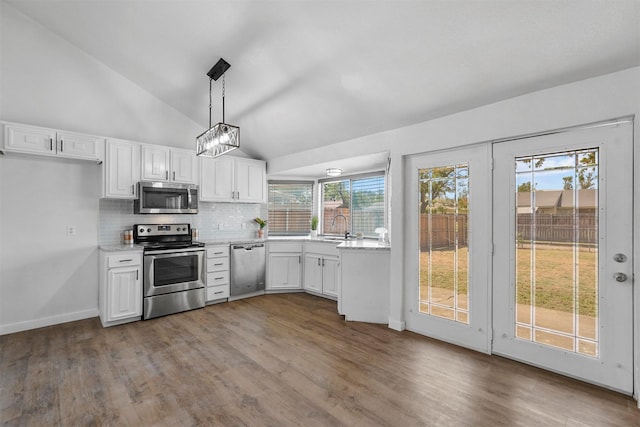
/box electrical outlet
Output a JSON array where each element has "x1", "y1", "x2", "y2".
[{"x1": 66, "y1": 226, "x2": 77, "y2": 237}]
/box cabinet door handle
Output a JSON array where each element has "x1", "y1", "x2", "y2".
[
  {"x1": 214, "y1": 263, "x2": 224, "y2": 266},
  {"x1": 173, "y1": 171, "x2": 176, "y2": 181},
  {"x1": 136, "y1": 270, "x2": 139, "y2": 280},
  {"x1": 298, "y1": 255, "x2": 301, "y2": 264},
  {"x1": 214, "y1": 252, "x2": 224, "y2": 255},
  {"x1": 237, "y1": 191, "x2": 240, "y2": 199},
  {"x1": 322, "y1": 258, "x2": 325, "y2": 267},
  {"x1": 214, "y1": 276, "x2": 224, "y2": 280},
  {"x1": 214, "y1": 291, "x2": 224, "y2": 295},
  {"x1": 60, "y1": 139, "x2": 64, "y2": 152},
  {"x1": 49, "y1": 138, "x2": 53, "y2": 151},
  {"x1": 119, "y1": 259, "x2": 133, "y2": 262},
  {"x1": 131, "y1": 184, "x2": 135, "y2": 195},
  {"x1": 165, "y1": 171, "x2": 169, "y2": 180},
  {"x1": 317, "y1": 258, "x2": 321, "y2": 266}
]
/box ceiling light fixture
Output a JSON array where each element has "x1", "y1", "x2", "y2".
[
  {"x1": 326, "y1": 168, "x2": 343, "y2": 177},
  {"x1": 196, "y1": 58, "x2": 240, "y2": 158}
]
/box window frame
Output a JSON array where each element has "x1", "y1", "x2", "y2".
[{"x1": 319, "y1": 171, "x2": 387, "y2": 238}]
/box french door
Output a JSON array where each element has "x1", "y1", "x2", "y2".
[
  {"x1": 492, "y1": 121, "x2": 633, "y2": 393},
  {"x1": 405, "y1": 144, "x2": 491, "y2": 353}
]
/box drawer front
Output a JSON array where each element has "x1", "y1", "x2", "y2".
[
  {"x1": 107, "y1": 253, "x2": 141, "y2": 268},
  {"x1": 207, "y1": 284, "x2": 230, "y2": 301},
  {"x1": 207, "y1": 257, "x2": 230, "y2": 272},
  {"x1": 207, "y1": 245, "x2": 229, "y2": 258},
  {"x1": 207, "y1": 271, "x2": 230, "y2": 286}
]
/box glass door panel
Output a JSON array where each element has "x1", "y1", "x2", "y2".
[
  {"x1": 419, "y1": 164, "x2": 469, "y2": 324},
  {"x1": 514, "y1": 149, "x2": 599, "y2": 356}
]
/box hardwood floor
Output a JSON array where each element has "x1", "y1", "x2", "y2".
[{"x1": 1, "y1": 293, "x2": 638, "y2": 426}]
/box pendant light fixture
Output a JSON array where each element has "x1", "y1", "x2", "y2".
[{"x1": 196, "y1": 58, "x2": 240, "y2": 157}]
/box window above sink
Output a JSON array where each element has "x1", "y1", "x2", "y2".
[{"x1": 320, "y1": 172, "x2": 386, "y2": 239}]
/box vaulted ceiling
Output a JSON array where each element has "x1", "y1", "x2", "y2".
[{"x1": 6, "y1": 0, "x2": 640, "y2": 162}]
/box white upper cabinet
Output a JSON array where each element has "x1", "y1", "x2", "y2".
[
  {"x1": 200, "y1": 156, "x2": 266, "y2": 203},
  {"x1": 56, "y1": 131, "x2": 102, "y2": 160},
  {"x1": 2, "y1": 122, "x2": 102, "y2": 161},
  {"x1": 200, "y1": 156, "x2": 235, "y2": 201},
  {"x1": 141, "y1": 145, "x2": 171, "y2": 181},
  {"x1": 141, "y1": 145, "x2": 198, "y2": 184},
  {"x1": 235, "y1": 158, "x2": 267, "y2": 203},
  {"x1": 103, "y1": 138, "x2": 141, "y2": 199},
  {"x1": 171, "y1": 149, "x2": 199, "y2": 184}
]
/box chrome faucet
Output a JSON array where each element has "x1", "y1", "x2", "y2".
[{"x1": 331, "y1": 214, "x2": 350, "y2": 239}]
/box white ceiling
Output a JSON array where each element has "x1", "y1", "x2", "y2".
[{"x1": 6, "y1": 0, "x2": 640, "y2": 170}]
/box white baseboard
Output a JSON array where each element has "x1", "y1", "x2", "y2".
[
  {"x1": 0, "y1": 308, "x2": 99, "y2": 335},
  {"x1": 388, "y1": 317, "x2": 406, "y2": 331}
]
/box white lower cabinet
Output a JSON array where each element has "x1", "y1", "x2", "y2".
[
  {"x1": 267, "y1": 242, "x2": 303, "y2": 291},
  {"x1": 99, "y1": 251, "x2": 143, "y2": 327},
  {"x1": 303, "y1": 242, "x2": 340, "y2": 299},
  {"x1": 206, "y1": 245, "x2": 230, "y2": 302}
]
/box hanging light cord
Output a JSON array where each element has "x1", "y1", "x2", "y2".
[
  {"x1": 208, "y1": 78, "x2": 212, "y2": 129},
  {"x1": 222, "y1": 74, "x2": 226, "y2": 124}
]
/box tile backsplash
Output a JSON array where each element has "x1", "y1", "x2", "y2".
[{"x1": 99, "y1": 199, "x2": 268, "y2": 245}]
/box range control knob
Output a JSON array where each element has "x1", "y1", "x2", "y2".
[
  {"x1": 177, "y1": 227, "x2": 182, "y2": 231},
  {"x1": 147, "y1": 228, "x2": 152, "y2": 232},
  {"x1": 139, "y1": 228, "x2": 144, "y2": 233}
]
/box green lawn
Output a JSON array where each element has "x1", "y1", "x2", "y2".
[{"x1": 420, "y1": 246, "x2": 597, "y2": 317}]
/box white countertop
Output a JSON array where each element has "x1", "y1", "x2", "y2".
[
  {"x1": 267, "y1": 235, "x2": 391, "y2": 249},
  {"x1": 99, "y1": 244, "x2": 144, "y2": 252},
  {"x1": 200, "y1": 238, "x2": 265, "y2": 245},
  {"x1": 337, "y1": 240, "x2": 390, "y2": 250}
]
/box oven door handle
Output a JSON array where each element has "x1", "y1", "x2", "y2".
[{"x1": 145, "y1": 248, "x2": 205, "y2": 256}]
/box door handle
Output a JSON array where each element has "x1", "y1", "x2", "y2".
[
  {"x1": 614, "y1": 272, "x2": 628, "y2": 282},
  {"x1": 613, "y1": 253, "x2": 627, "y2": 263}
]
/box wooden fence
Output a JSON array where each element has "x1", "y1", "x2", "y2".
[
  {"x1": 419, "y1": 213, "x2": 597, "y2": 250},
  {"x1": 516, "y1": 213, "x2": 597, "y2": 244}
]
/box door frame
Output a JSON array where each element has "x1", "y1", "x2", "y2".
[{"x1": 398, "y1": 116, "x2": 636, "y2": 399}]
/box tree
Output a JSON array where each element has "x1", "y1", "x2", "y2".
[
  {"x1": 562, "y1": 176, "x2": 573, "y2": 190},
  {"x1": 419, "y1": 167, "x2": 456, "y2": 214},
  {"x1": 517, "y1": 181, "x2": 533, "y2": 192},
  {"x1": 324, "y1": 181, "x2": 350, "y2": 208}
]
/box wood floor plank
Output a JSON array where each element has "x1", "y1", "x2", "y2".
[{"x1": 1, "y1": 293, "x2": 638, "y2": 426}]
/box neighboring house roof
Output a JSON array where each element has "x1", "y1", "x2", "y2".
[
  {"x1": 559, "y1": 189, "x2": 597, "y2": 209},
  {"x1": 517, "y1": 190, "x2": 597, "y2": 209}
]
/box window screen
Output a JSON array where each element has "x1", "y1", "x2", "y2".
[{"x1": 268, "y1": 181, "x2": 313, "y2": 235}]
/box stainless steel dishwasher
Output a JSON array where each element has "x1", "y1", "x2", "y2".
[{"x1": 230, "y1": 243, "x2": 266, "y2": 297}]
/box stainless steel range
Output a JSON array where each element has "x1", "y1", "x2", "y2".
[{"x1": 134, "y1": 223, "x2": 205, "y2": 319}]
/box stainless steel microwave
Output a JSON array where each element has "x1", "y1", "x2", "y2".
[{"x1": 134, "y1": 181, "x2": 199, "y2": 214}]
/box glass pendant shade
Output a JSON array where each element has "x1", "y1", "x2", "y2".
[{"x1": 196, "y1": 122, "x2": 240, "y2": 158}]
